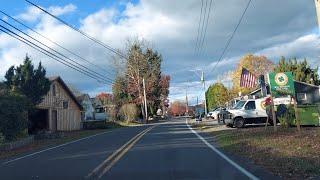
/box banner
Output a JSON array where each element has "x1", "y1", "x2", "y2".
[{"x1": 268, "y1": 72, "x2": 295, "y2": 98}]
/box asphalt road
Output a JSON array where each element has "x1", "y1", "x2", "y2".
[{"x1": 0, "y1": 118, "x2": 277, "y2": 180}]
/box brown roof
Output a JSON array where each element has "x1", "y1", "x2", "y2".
[{"x1": 49, "y1": 76, "x2": 83, "y2": 110}]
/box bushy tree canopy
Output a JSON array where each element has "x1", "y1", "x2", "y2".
[
  {"x1": 205, "y1": 83, "x2": 230, "y2": 111},
  {"x1": 4, "y1": 55, "x2": 51, "y2": 105},
  {"x1": 274, "y1": 57, "x2": 320, "y2": 85}
]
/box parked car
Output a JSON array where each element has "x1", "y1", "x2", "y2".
[
  {"x1": 224, "y1": 98, "x2": 268, "y2": 128},
  {"x1": 209, "y1": 107, "x2": 226, "y2": 120},
  {"x1": 94, "y1": 107, "x2": 108, "y2": 121}
]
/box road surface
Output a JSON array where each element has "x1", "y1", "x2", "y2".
[{"x1": 0, "y1": 118, "x2": 276, "y2": 180}]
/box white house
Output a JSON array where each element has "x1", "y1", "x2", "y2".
[{"x1": 77, "y1": 94, "x2": 94, "y2": 121}]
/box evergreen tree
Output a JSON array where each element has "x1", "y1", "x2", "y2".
[
  {"x1": 274, "y1": 57, "x2": 320, "y2": 85},
  {"x1": 4, "y1": 55, "x2": 51, "y2": 106}
]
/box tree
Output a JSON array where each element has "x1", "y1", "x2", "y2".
[
  {"x1": 96, "y1": 93, "x2": 113, "y2": 105},
  {"x1": 169, "y1": 101, "x2": 186, "y2": 116},
  {"x1": 232, "y1": 54, "x2": 274, "y2": 94},
  {"x1": 4, "y1": 55, "x2": 51, "y2": 106},
  {"x1": 112, "y1": 39, "x2": 168, "y2": 121},
  {"x1": 159, "y1": 75, "x2": 171, "y2": 114},
  {"x1": 205, "y1": 83, "x2": 230, "y2": 111},
  {"x1": 112, "y1": 75, "x2": 128, "y2": 119},
  {"x1": 0, "y1": 92, "x2": 29, "y2": 141},
  {"x1": 274, "y1": 57, "x2": 320, "y2": 85}
]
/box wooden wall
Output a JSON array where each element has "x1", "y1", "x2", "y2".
[{"x1": 37, "y1": 79, "x2": 81, "y2": 131}]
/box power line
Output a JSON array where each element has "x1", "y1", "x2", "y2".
[
  {"x1": 210, "y1": 0, "x2": 252, "y2": 72},
  {"x1": 197, "y1": 0, "x2": 208, "y2": 55},
  {"x1": 198, "y1": 0, "x2": 213, "y2": 55},
  {"x1": 0, "y1": 25, "x2": 113, "y2": 85},
  {"x1": 0, "y1": 10, "x2": 115, "y2": 76},
  {"x1": 195, "y1": 0, "x2": 204, "y2": 55},
  {"x1": 25, "y1": 0, "x2": 127, "y2": 59},
  {"x1": 0, "y1": 20, "x2": 114, "y2": 83}
]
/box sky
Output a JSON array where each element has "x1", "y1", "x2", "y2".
[{"x1": 0, "y1": 0, "x2": 319, "y2": 105}]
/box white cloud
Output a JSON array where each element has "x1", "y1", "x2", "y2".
[
  {"x1": 16, "y1": 6, "x2": 42, "y2": 22},
  {"x1": 0, "y1": 0, "x2": 318, "y2": 99},
  {"x1": 48, "y1": 4, "x2": 77, "y2": 16},
  {"x1": 16, "y1": 4, "x2": 76, "y2": 22}
]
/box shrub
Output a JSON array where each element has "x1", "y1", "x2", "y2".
[
  {"x1": 0, "y1": 93, "x2": 29, "y2": 141},
  {"x1": 279, "y1": 105, "x2": 295, "y2": 127},
  {"x1": 120, "y1": 103, "x2": 138, "y2": 123}
]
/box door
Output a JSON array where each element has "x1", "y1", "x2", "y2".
[
  {"x1": 244, "y1": 101, "x2": 258, "y2": 123},
  {"x1": 52, "y1": 110, "x2": 57, "y2": 131}
]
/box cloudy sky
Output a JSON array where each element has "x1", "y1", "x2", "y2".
[{"x1": 0, "y1": 0, "x2": 319, "y2": 105}]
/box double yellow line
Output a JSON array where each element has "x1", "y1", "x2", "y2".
[{"x1": 86, "y1": 125, "x2": 156, "y2": 179}]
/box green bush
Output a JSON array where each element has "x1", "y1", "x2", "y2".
[
  {"x1": 0, "y1": 132, "x2": 5, "y2": 144},
  {"x1": 279, "y1": 105, "x2": 295, "y2": 127},
  {"x1": 0, "y1": 93, "x2": 29, "y2": 141}
]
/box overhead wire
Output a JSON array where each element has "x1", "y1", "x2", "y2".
[
  {"x1": 194, "y1": 0, "x2": 204, "y2": 55},
  {"x1": 0, "y1": 20, "x2": 113, "y2": 83},
  {"x1": 0, "y1": 25, "x2": 113, "y2": 85},
  {"x1": 0, "y1": 10, "x2": 115, "y2": 76},
  {"x1": 25, "y1": 0, "x2": 127, "y2": 60},
  {"x1": 210, "y1": 0, "x2": 252, "y2": 73}
]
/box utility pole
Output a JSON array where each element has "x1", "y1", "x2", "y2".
[
  {"x1": 315, "y1": 0, "x2": 320, "y2": 33},
  {"x1": 185, "y1": 88, "x2": 189, "y2": 115},
  {"x1": 201, "y1": 71, "x2": 207, "y2": 115},
  {"x1": 143, "y1": 78, "x2": 148, "y2": 123}
]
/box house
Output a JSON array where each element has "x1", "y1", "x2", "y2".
[
  {"x1": 77, "y1": 94, "x2": 94, "y2": 121},
  {"x1": 90, "y1": 97, "x2": 103, "y2": 108},
  {"x1": 29, "y1": 76, "x2": 83, "y2": 134}
]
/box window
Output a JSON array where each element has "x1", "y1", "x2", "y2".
[
  {"x1": 63, "y1": 101, "x2": 68, "y2": 109},
  {"x1": 52, "y1": 84, "x2": 56, "y2": 96},
  {"x1": 297, "y1": 93, "x2": 307, "y2": 101},
  {"x1": 245, "y1": 101, "x2": 256, "y2": 110},
  {"x1": 233, "y1": 101, "x2": 246, "y2": 109}
]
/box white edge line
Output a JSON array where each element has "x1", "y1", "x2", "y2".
[
  {"x1": 185, "y1": 119, "x2": 259, "y2": 180},
  {"x1": 2, "y1": 130, "x2": 114, "y2": 165}
]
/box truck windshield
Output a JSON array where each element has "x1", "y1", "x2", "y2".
[{"x1": 233, "y1": 101, "x2": 246, "y2": 109}]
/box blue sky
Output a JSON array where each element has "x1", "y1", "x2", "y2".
[{"x1": 0, "y1": 0, "x2": 319, "y2": 105}]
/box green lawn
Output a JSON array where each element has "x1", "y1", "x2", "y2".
[{"x1": 195, "y1": 124, "x2": 320, "y2": 179}]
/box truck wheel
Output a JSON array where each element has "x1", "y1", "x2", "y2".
[{"x1": 234, "y1": 117, "x2": 245, "y2": 128}]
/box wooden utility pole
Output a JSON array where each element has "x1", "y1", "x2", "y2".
[
  {"x1": 143, "y1": 78, "x2": 148, "y2": 123},
  {"x1": 185, "y1": 89, "x2": 189, "y2": 115},
  {"x1": 315, "y1": 0, "x2": 320, "y2": 32},
  {"x1": 201, "y1": 71, "x2": 207, "y2": 115}
]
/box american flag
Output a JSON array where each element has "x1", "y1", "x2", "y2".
[{"x1": 240, "y1": 68, "x2": 257, "y2": 88}]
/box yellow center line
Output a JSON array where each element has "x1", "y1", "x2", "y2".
[
  {"x1": 86, "y1": 125, "x2": 156, "y2": 179},
  {"x1": 97, "y1": 126, "x2": 155, "y2": 179}
]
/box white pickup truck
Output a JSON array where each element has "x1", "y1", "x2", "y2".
[{"x1": 224, "y1": 97, "x2": 291, "y2": 128}]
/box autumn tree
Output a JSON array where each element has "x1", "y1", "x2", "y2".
[
  {"x1": 232, "y1": 54, "x2": 274, "y2": 95},
  {"x1": 274, "y1": 57, "x2": 320, "y2": 85},
  {"x1": 169, "y1": 101, "x2": 186, "y2": 116},
  {"x1": 205, "y1": 83, "x2": 230, "y2": 111},
  {"x1": 112, "y1": 39, "x2": 170, "y2": 122},
  {"x1": 96, "y1": 92, "x2": 113, "y2": 105}
]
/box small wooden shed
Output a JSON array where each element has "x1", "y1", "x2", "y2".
[{"x1": 34, "y1": 76, "x2": 83, "y2": 132}]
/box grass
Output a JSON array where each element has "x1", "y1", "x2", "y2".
[
  {"x1": 194, "y1": 123, "x2": 320, "y2": 179},
  {"x1": 0, "y1": 121, "x2": 125, "y2": 160}
]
